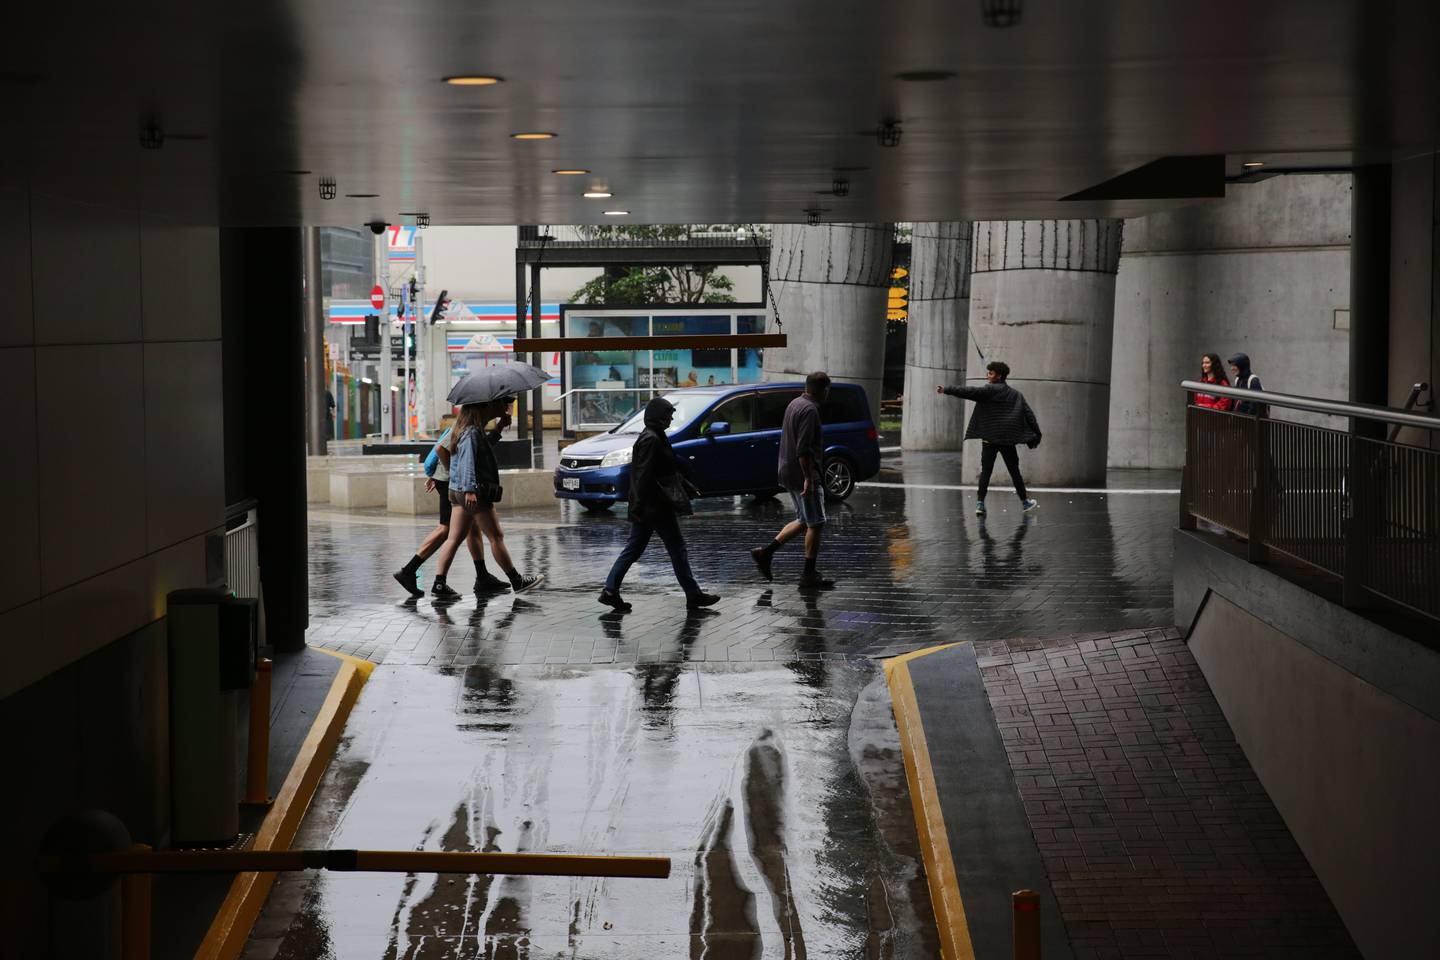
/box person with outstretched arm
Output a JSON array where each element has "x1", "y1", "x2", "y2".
[{"x1": 936, "y1": 360, "x2": 1041, "y2": 517}]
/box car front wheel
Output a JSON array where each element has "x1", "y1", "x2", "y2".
[{"x1": 823, "y1": 457, "x2": 856, "y2": 501}]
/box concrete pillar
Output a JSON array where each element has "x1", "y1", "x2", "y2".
[
  {"x1": 1351, "y1": 165, "x2": 1392, "y2": 440},
  {"x1": 968, "y1": 219, "x2": 1123, "y2": 486},
  {"x1": 1389, "y1": 153, "x2": 1440, "y2": 449},
  {"x1": 901, "y1": 222, "x2": 973, "y2": 451},
  {"x1": 762, "y1": 222, "x2": 893, "y2": 421}
]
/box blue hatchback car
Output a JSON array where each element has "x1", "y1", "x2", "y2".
[{"x1": 553, "y1": 382, "x2": 881, "y2": 512}]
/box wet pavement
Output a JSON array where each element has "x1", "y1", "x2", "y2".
[{"x1": 245, "y1": 454, "x2": 1180, "y2": 958}]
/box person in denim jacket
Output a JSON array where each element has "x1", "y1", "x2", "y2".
[{"x1": 429, "y1": 398, "x2": 543, "y2": 601}]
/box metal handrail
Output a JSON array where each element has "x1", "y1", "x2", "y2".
[{"x1": 1179, "y1": 380, "x2": 1440, "y2": 432}]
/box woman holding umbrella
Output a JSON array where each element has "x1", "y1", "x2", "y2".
[
  {"x1": 430, "y1": 396, "x2": 543, "y2": 600},
  {"x1": 430, "y1": 359, "x2": 550, "y2": 601}
]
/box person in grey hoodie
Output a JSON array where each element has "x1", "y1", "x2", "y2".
[{"x1": 937, "y1": 360, "x2": 1041, "y2": 516}]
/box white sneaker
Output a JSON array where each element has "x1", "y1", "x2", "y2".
[
  {"x1": 1022, "y1": 498, "x2": 1039, "y2": 512},
  {"x1": 975, "y1": 500, "x2": 986, "y2": 517}
]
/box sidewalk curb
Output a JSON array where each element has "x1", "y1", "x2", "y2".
[
  {"x1": 884, "y1": 643, "x2": 976, "y2": 960},
  {"x1": 195, "y1": 649, "x2": 375, "y2": 960}
]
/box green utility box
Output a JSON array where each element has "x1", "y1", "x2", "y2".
[{"x1": 167, "y1": 589, "x2": 257, "y2": 845}]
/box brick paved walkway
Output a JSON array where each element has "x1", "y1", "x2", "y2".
[{"x1": 975, "y1": 628, "x2": 1359, "y2": 958}]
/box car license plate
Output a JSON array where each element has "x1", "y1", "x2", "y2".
[{"x1": 562, "y1": 477, "x2": 580, "y2": 491}]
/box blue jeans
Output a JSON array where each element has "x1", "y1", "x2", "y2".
[{"x1": 605, "y1": 512, "x2": 700, "y2": 596}]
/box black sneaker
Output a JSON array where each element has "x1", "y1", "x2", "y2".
[
  {"x1": 393, "y1": 568, "x2": 423, "y2": 598},
  {"x1": 431, "y1": 581, "x2": 462, "y2": 602},
  {"x1": 750, "y1": 547, "x2": 774, "y2": 582},
  {"x1": 686, "y1": 591, "x2": 720, "y2": 609},
  {"x1": 509, "y1": 573, "x2": 545, "y2": 594},
  {"x1": 598, "y1": 589, "x2": 632, "y2": 612},
  {"x1": 474, "y1": 572, "x2": 509, "y2": 594},
  {"x1": 797, "y1": 573, "x2": 835, "y2": 591}
]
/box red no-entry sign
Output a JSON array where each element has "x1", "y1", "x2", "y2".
[{"x1": 370, "y1": 285, "x2": 385, "y2": 310}]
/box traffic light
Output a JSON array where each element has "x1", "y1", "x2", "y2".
[
  {"x1": 363, "y1": 314, "x2": 380, "y2": 342},
  {"x1": 429, "y1": 288, "x2": 450, "y2": 324},
  {"x1": 887, "y1": 285, "x2": 908, "y2": 321}
]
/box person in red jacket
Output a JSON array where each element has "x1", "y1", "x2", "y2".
[{"x1": 1194, "y1": 353, "x2": 1233, "y2": 411}]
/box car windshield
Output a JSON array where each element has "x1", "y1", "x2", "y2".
[{"x1": 611, "y1": 393, "x2": 714, "y2": 435}]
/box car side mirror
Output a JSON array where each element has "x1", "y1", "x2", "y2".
[{"x1": 704, "y1": 421, "x2": 731, "y2": 437}]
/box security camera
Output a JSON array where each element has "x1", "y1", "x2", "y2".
[{"x1": 366, "y1": 220, "x2": 389, "y2": 236}]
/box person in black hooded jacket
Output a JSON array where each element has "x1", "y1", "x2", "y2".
[{"x1": 599, "y1": 397, "x2": 720, "y2": 612}]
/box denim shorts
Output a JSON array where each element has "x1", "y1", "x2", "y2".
[{"x1": 788, "y1": 486, "x2": 827, "y2": 528}]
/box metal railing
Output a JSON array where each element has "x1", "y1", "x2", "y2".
[
  {"x1": 224, "y1": 500, "x2": 260, "y2": 600},
  {"x1": 1179, "y1": 380, "x2": 1439, "y2": 625}
]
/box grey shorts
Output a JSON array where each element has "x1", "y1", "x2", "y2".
[{"x1": 788, "y1": 486, "x2": 827, "y2": 528}]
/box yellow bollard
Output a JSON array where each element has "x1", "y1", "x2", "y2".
[
  {"x1": 122, "y1": 843, "x2": 151, "y2": 960},
  {"x1": 245, "y1": 658, "x2": 273, "y2": 804},
  {"x1": 1012, "y1": 888, "x2": 1040, "y2": 960}
]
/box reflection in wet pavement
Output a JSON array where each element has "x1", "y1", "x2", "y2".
[{"x1": 247, "y1": 455, "x2": 1177, "y2": 958}]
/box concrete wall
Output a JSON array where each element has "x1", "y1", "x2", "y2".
[
  {"x1": 0, "y1": 156, "x2": 224, "y2": 950},
  {"x1": 1188, "y1": 594, "x2": 1440, "y2": 959},
  {"x1": 763, "y1": 222, "x2": 894, "y2": 421},
  {"x1": 1109, "y1": 174, "x2": 1352, "y2": 468}
]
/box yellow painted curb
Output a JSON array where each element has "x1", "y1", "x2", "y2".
[
  {"x1": 885, "y1": 647, "x2": 975, "y2": 960},
  {"x1": 195, "y1": 648, "x2": 374, "y2": 960}
]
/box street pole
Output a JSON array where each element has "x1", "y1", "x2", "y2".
[
  {"x1": 402, "y1": 263, "x2": 412, "y2": 441},
  {"x1": 416, "y1": 231, "x2": 429, "y2": 435},
  {"x1": 378, "y1": 230, "x2": 392, "y2": 440},
  {"x1": 529, "y1": 263, "x2": 544, "y2": 458},
  {"x1": 302, "y1": 227, "x2": 327, "y2": 455}
]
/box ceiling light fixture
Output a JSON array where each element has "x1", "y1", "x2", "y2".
[
  {"x1": 443, "y1": 75, "x2": 503, "y2": 86},
  {"x1": 805, "y1": 208, "x2": 824, "y2": 225},
  {"x1": 981, "y1": 0, "x2": 1023, "y2": 28},
  {"x1": 832, "y1": 177, "x2": 851, "y2": 197},
  {"x1": 319, "y1": 178, "x2": 337, "y2": 200},
  {"x1": 552, "y1": 169, "x2": 590, "y2": 175},
  {"x1": 139, "y1": 123, "x2": 164, "y2": 150},
  {"x1": 895, "y1": 69, "x2": 957, "y2": 82},
  {"x1": 416, "y1": 213, "x2": 431, "y2": 228},
  {"x1": 511, "y1": 131, "x2": 557, "y2": 140},
  {"x1": 1242, "y1": 160, "x2": 1265, "y2": 169},
  {"x1": 876, "y1": 120, "x2": 902, "y2": 148},
  {"x1": 603, "y1": 210, "x2": 629, "y2": 216},
  {"x1": 583, "y1": 191, "x2": 613, "y2": 199}
]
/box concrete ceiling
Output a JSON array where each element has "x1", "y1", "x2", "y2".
[{"x1": 9, "y1": 0, "x2": 1438, "y2": 226}]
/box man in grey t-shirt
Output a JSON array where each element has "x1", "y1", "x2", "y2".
[{"x1": 751, "y1": 371, "x2": 833, "y2": 589}]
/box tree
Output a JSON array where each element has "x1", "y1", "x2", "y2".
[{"x1": 570, "y1": 225, "x2": 761, "y2": 305}]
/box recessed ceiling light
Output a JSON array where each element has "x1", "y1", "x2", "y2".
[
  {"x1": 603, "y1": 210, "x2": 629, "y2": 216},
  {"x1": 583, "y1": 191, "x2": 613, "y2": 199},
  {"x1": 895, "y1": 69, "x2": 956, "y2": 82},
  {"x1": 552, "y1": 169, "x2": 590, "y2": 175},
  {"x1": 1242, "y1": 160, "x2": 1265, "y2": 169},
  {"x1": 511, "y1": 132, "x2": 557, "y2": 140},
  {"x1": 444, "y1": 75, "x2": 503, "y2": 86}
]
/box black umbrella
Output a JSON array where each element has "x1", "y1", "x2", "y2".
[{"x1": 446, "y1": 361, "x2": 549, "y2": 405}]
